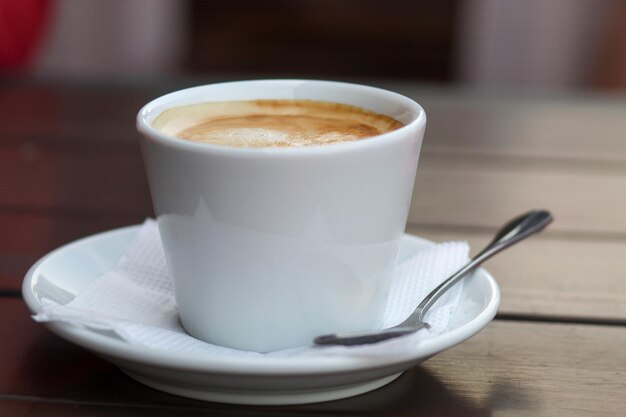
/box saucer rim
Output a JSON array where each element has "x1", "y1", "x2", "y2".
[{"x1": 23, "y1": 225, "x2": 500, "y2": 376}]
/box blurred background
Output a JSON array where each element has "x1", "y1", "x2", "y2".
[{"x1": 2, "y1": 0, "x2": 626, "y2": 92}]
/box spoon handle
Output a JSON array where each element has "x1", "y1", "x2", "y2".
[{"x1": 414, "y1": 210, "x2": 553, "y2": 321}]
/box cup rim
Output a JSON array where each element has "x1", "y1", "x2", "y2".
[{"x1": 136, "y1": 79, "x2": 426, "y2": 156}]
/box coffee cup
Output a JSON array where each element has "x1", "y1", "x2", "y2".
[{"x1": 137, "y1": 80, "x2": 426, "y2": 352}]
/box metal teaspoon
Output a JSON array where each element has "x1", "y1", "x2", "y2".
[{"x1": 314, "y1": 209, "x2": 553, "y2": 346}]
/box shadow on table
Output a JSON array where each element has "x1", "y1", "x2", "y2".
[
  {"x1": 15, "y1": 318, "x2": 538, "y2": 416},
  {"x1": 306, "y1": 367, "x2": 489, "y2": 416}
]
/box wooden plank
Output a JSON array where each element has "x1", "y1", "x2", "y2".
[
  {"x1": 4, "y1": 141, "x2": 626, "y2": 236},
  {"x1": 0, "y1": 400, "x2": 313, "y2": 417},
  {"x1": 420, "y1": 320, "x2": 626, "y2": 417},
  {"x1": 0, "y1": 79, "x2": 228, "y2": 145},
  {"x1": 5, "y1": 81, "x2": 626, "y2": 163},
  {"x1": 1, "y1": 299, "x2": 624, "y2": 416},
  {"x1": 0, "y1": 146, "x2": 152, "y2": 214},
  {"x1": 3, "y1": 212, "x2": 625, "y2": 320},
  {"x1": 3, "y1": 83, "x2": 626, "y2": 234},
  {"x1": 2, "y1": 146, "x2": 626, "y2": 317},
  {"x1": 3, "y1": 211, "x2": 624, "y2": 320},
  {"x1": 386, "y1": 83, "x2": 626, "y2": 162},
  {"x1": 409, "y1": 153, "x2": 626, "y2": 235},
  {"x1": 0, "y1": 82, "x2": 157, "y2": 143},
  {"x1": 406, "y1": 225, "x2": 626, "y2": 321}
]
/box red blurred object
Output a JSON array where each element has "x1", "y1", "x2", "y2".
[{"x1": 0, "y1": 0, "x2": 52, "y2": 70}]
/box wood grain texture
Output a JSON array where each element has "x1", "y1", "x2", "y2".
[
  {"x1": 409, "y1": 153, "x2": 626, "y2": 235},
  {"x1": 1, "y1": 80, "x2": 626, "y2": 415},
  {"x1": 406, "y1": 225, "x2": 626, "y2": 322},
  {"x1": 1, "y1": 82, "x2": 626, "y2": 319},
  {"x1": 421, "y1": 320, "x2": 626, "y2": 417},
  {"x1": 1, "y1": 299, "x2": 624, "y2": 416},
  {"x1": 4, "y1": 80, "x2": 626, "y2": 159},
  {"x1": 0, "y1": 146, "x2": 151, "y2": 214},
  {"x1": 5, "y1": 141, "x2": 626, "y2": 234},
  {"x1": 0, "y1": 82, "x2": 155, "y2": 143},
  {"x1": 388, "y1": 84, "x2": 626, "y2": 162}
]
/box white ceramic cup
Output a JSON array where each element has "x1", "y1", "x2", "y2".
[{"x1": 137, "y1": 80, "x2": 426, "y2": 352}]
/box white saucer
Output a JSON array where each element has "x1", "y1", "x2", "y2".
[{"x1": 23, "y1": 226, "x2": 499, "y2": 405}]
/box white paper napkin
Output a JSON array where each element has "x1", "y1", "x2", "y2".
[{"x1": 34, "y1": 219, "x2": 469, "y2": 358}]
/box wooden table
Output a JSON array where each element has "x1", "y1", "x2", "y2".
[{"x1": 1, "y1": 78, "x2": 625, "y2": 416}]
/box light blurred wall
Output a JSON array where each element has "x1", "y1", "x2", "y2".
[
  {"x1": 456, "y1": 0, "x2": 614, "y2": 91},
  {"x1": 34, "y1": 0, "x2": 189, "y2": 78},
  {"x1": 23, "y1": 0, "x2": 626, "y2": 90}
]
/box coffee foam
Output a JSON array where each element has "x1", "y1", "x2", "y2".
[{"x1": 152, "y1": 100, "x2": 403, "y2": 148}]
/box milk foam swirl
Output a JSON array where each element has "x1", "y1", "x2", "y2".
[{"x1": 152, "y1": 100, "x2": 403, "y2": 148}]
